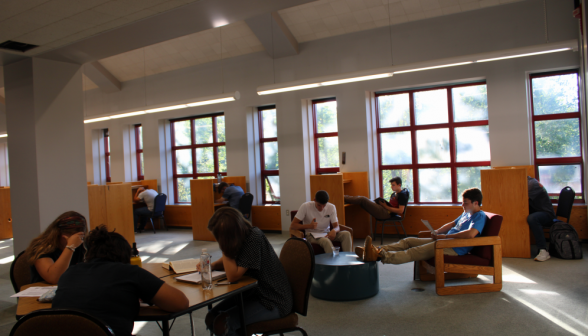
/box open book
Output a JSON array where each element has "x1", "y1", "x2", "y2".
[
  {"x1": 162, "y1": 258, "x2": 199, "y2": 274},
  {"x1": 374, "y1": 197, "x2": 392, "y2": 207},
  {"x1": 175, "y1": 271, "x2": 227, "y2": 284}
]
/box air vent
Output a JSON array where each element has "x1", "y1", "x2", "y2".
[{"x1": 0, "y1": 40, "x2": 38, "y2": 52}]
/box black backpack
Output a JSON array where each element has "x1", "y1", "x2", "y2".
[{"x1": 549, "y1": 221, "x2": 583, "y2": 259}]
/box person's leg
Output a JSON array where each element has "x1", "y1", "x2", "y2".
[
  {"x1": 380, "y1": 237, "x2": 434, "y2": 252},
  {"x1": 344, "y1": 196, "x2": 390, "y2": 219},
  {"x1": 379, "y1": 240, "x2": 439, "y2": 264},
  {"x1": 135, "y1": 207, "x2": 152, "y2": 230},
  {"x1": 334, "y1": 231, "x2": 352, "y2": 252},
  {"x1": 210, "y1": 295, "x2": 281, "y2": 336},
  {"x1": 527, "y1": 212, "x2": 553, "y2": 251},
  {"x1": 306, "y1": 233, "x2": 335, "y2": 253}
]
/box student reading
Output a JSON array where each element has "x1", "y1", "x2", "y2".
[{"x1": 344, "y1": 176, "x2": 409, "y2": 220}]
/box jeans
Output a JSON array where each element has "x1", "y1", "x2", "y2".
[
  {"x1": 379, "y1": 237, "x2": 458, "y2": 264},
  {"x1": 207, "y1": 290, "x2": 281, "y2": 336},
  {"x1": 527, "y1": 211, "x2": 555, "y2": 250},
  {"x1": 133, "y1": 207, "x2": 152, "y2": 230}
]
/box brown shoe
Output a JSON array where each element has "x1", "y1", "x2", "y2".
[
  {"x1": 355, "y1": 246, "x2": 365, "y2": 259},
  {"x1": 363, "y1": 236, "x2": 381, "y2": 262}
]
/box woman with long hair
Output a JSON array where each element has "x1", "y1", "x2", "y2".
[
  {"x1": 203, "y1": 207, "x2": 292, "y2": 336},
  {"x1": 25, "y1": 211, "x2": 87, "y2": 284},
  {"x1": 53, "y1": 225, "x2": 189, "y2": 336}
]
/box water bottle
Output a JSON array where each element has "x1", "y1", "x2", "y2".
[
  {"x1": 130, "y1": 242, "x2": 142, "y2": 267},
  {"x1": 200, "y1": 248, "x2": 213, "y2": 290},
  {"x1": 217, "y1": 173, "x2": 222, "y2": 183}
]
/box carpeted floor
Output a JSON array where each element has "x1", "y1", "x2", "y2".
[{"x1": 0, "y1": 229, "x2": 586, "y2": 336}]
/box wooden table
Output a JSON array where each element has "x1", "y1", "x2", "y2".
[{"x1": 16, "y1": 263, "x2": 258, "y2": 336}]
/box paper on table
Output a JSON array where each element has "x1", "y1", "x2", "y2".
[
  {"x1": 175, "y1": 271, "x2": 226, "y2": 284},
  {"x1": 421, "y1": 219, "x2": 435, "y2": 233},
  {"x1": 309, "y1": 232, "x2": 328, "y2": 239},
  {"x1": 11, "y1": 286, "x2": 57, "y2": 298}
]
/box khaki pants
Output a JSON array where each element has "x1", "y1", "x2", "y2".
[
  {"x1": 306, "y1": 231, "x2": 352, "y2": 253},
  {"x1": 379, "y1": 237, "x2": 457, "y2": 264}
]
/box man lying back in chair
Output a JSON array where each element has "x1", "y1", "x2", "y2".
[
  {"x1": 344, "y1": 176, "x2": 409, "y2": 220},
  {"x1": 358, "y1": 188, "x2": 486, "y2": 264}
]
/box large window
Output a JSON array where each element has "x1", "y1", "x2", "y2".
[
  {"x1": 530, "y1": 70, "x2": 583, "y2": 201},
  {"x1": 259, "y1": 106, "x2": 280, "y2": 204},
  {"x1": 376, "y1": 83, "x2": 490, "y2": 203},
  {"x1": 135, "y1": 124, "x2": 144, "y2": 181},
  {"x1": 104, "y1": 129, "x2": 111, "y2": 183},
  {"x1": 171, "y1": 114, "x2": 226, "y2": 203},
  {"x1": 312, "y1": 98, "x2": 340, "y2": 174}
]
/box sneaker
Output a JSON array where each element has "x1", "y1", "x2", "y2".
[{"x1": 534, "y1": 249, "x2": 550, "y2": 262}]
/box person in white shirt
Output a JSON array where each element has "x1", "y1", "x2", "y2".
[
  {"x1": 133, "y1": 187, "x2": 159, "y2": 232},
  {"x1": 290, "y1": 190, "x2": 352, "y2": 253}
]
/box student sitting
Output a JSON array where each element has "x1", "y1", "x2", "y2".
[
  {"x1": 25, "y1": 211, "x2": 87, "y2": 284},
  {"x1": 133, "y1": 187, "x2": 158, "y2": 232},
  {"x1": 290, "y1": 190, "x2": 352, "y2": 253},
  {"x1": 204, "y1": 207, "x2": 292, "y2": 336},
  {"x1": 53, "y1": 225, "x2": 189, "y2": 336},
  {"x1": 344, "y1": 176, "x2": 409, "y2": 220},
  {"x1": 527, "y1": 176, "x2": 556, "y2": 261},
  {"x1": 358, "y1": 188, "x2": 486, "y2": 264},
  {"x1": 216, "y1": 182, "x2": 244, "y2": 209}
]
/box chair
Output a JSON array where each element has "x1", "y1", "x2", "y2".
[
  {"x1": 10, "y1": 251, "x2": 30, "y2": 293},
  {"x1": 372, "y1": 204, "x2": 408, "y2": 245},
  {"x1": 142, "y1": 193, "x2": 168, "y2": 233},
  {"x1": 10, "y1": 309, "x2": 114, "y2": 336},
  {"x1": 289, "y1": 211, "x2": 354, "y2": 255},
  {"x1": 246, "y1": 238, "x2": 315, "y2": 336},
  {"x1": 413, "y1": 212, "x2": 503, "y2": 296},
  {"x1": 239, "y1": 193, "x2": 254, "y2": 220},
  {"x1": 555, "y1": 186, "x2": 575, "y2": 223}
]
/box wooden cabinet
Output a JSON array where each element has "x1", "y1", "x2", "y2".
[
  {"x1": 87, "y1": 184, "x2": 135, "y2": 245},
  {"x1": 0, "y1": 187, "x2": 12, "y2": 239}
]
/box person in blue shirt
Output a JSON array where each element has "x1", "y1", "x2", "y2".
[
  {"x1": 359, "y1": 188, "x2": 486, "y2": 264},
  {"x1": 216, "y1": 182, "x2": 245, "y2": 209}
]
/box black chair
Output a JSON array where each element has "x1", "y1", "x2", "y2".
[
  {"x1": 373, "y1": 204, "x2": 408, "y2": 244},
  {"x1": 238, "y1": 193, "x2": 254, "y2": 220},
  {"x1": 141, "y1": 193, "x2": 168, "y2": 233},
  {"x1": 11, "y1": 309, "x2": 114, "y2": 336},
  {"x1": 10, "y1": 251, "x2": 30, "y2": 293},
  {"x1": 556, "y1": 186, "x2": 575, "y2": 223}
]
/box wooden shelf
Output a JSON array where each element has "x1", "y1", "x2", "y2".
[{"x1": 343, "y1": 179, "x2": 352, "y2": 184}]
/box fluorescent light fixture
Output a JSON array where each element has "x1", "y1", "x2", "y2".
[
  {"x1": 477, "y1": 48, "x2": 571, "y2": 62},
  {"x1": 0, "y1": 134, "x2": 6, "y2": 138},
  {"x1": 84, "y1": 117, "x2": 111, "y2": 124},
  {"x1": 321, "y1": 73, "x2": 392, "y2": 86},
  {"x1": 110, "y1": 111, "x2": 146, "y2": 119},
  {"x1": 259, "y1": 84, "x2": 321, "y2": 95},
  {"x1": 394, "y1": 62, "x2": 473, "y2": 74},
  {"x1": 187, "y1": 97, "x2": 235, "y2": 107},
  {"x1": 145, "y1": 104, "x2": 187, "y2": 113}
]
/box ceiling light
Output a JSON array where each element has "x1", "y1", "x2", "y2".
[
  {"x1": 0, "y1": 134, "x2": 6, "y2": 138},
  {"x1": 145, "y1": 104, "x2": 187, "y2": 113},
  {"x1": 394, "y1": 62, "x2": 473, "y2": 74},
  {"x1": 321, "y1": 73, "x2": 393, "y2": 86},
  {"x1": 258, "y1": 84, "x2": 321, "y2": 95},
  {"x1": 476, "y1": 48, "x2": 571, "y2": 62},
  {"x1": 84, "y1": 117, "x2": 111, "y2": 124},
  {"x1": 110, "y1": 111, "x2": 146, "y2": 119}
]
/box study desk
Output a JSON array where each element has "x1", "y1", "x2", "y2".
[{"x1": 16, "y1": 263, "x2": 258, "y2": 336}]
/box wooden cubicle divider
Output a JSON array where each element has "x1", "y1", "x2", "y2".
[
  {"x1": 481, "y1": 168, "x2": 530, "y2": 258},
  {"x1": 251, "y1": 206, "x2": 281, "y2": 231},
  {"x1": 87, "y1": 184, "x2": 135, "y2": 245},
  {"x1": 493, "y1": 165, "x2": 535, "y2": 178},
  {"x1": 310, "y1": 174, "x2": 345, "y2": 225},
  {"x1": 0, "y1": 187, "x2": 12, "y2": 239},
  {"x1": 191, "y1": 179, "x2": 217, "y2": 241}
]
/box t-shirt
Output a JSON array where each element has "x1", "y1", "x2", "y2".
[
  {"x1": 527, "y1": 177, "x2": 555, "y2": 218},
  {"x1": 389, "y1": 188, "x2": 409, "y2": 208},
  {"x1": 447, "y1": 211, "x2": 487, "y2": 255},
  {"x1": 53, "y1": 259, "x2": 164, "y2": 336},
  {"x1": 223, "y1": 186, "x2": 244, "y2": 209},
  {"x1": 138, "y1": 189, "x2": 158, "y2": 211},
  {"x1": 30, "y1": 247, "x2": 85, "y2": 283},
  {"x1": 235, "y1": 227, "x2": 292, "y2": 317},
  {"x1": 295, "y1": 201, "x2": 338, "y2": 234}
]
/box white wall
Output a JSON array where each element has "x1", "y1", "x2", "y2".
[{"x1": 83, "y1": 0, "x2": 580, "y2": 231}]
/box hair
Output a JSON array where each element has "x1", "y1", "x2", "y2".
[
  {"x1": 26, "y1": 211, "x2": 88, "y2": 265},
  {"x1": 218, "y1": 182, "x2": 229, "y2": 191},
  {"x1": 83, "y1": 225, "x2": 131, "y2": 264},
  {"x1": 389, "y1": 177, "x2": 402, "y2": 186},
  {"x1": 208, "y1": 207, "x2": 253, "y2": 259},
  {"x1": 315, "y1": 190, "x2": 329, "y2": 205},
  {"x1": 462, "y1": 188, "x2": 483, "y2": 206}
]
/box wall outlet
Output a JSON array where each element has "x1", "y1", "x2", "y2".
[{"x1": 286, "y1": 210, "x2": 290, "y2": 216}]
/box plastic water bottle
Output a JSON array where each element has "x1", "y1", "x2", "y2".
[
  {"x1": 200, "y1": 248, "x2": 213, "y2": 290},
  {"x1": 130, "y1": 242, "x2": 142, "y2": 267}
]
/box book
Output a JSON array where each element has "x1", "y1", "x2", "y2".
[
  {"x1": 421, "y1": 219, "x2": 435, "y2": 233},
  {"x1": 164, "y1": 258, "x2": 199, "y2": 274},
  {"x1": 374, "y1": 197, "x2": 392, "y2": 207},
  {"x1": 309, "y1": 232, "x2": 328, "y2": 239},
  {"x1": 175, "y1": 271, "x2": 227, "y2": 284}
]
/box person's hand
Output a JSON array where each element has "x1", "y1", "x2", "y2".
[
  {"x1": 310, "y1": 218, "x2": 318, "y2": 230},
  {"x1": 327, "y1": 230, "x2": 336, "y2": 241},
  {"x1": 431, "y1": 230, "x2": 438, "y2": 240},
  {"x1": 65, "y1": 232, "x2": 84, "y2": 248}
]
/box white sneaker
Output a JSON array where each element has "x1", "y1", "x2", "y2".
[{"x1": 534, "y1": 249, "x2": 550, "y2": 262}]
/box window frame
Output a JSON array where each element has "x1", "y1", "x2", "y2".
[
  {"x1": 135, "y1": 124, "x2": 144, "y2": 181},
  {"x1": 170, "y1": 113, "x2": 226, "y2": 204},
  {"x1": 312, "y1": 97, "x2": 340, "y2": 174},
  {"x1": 104, "y1": 129, "x2": 111, "y2": 183},
  {"x1": 529, "y1": 69, "x2": 584, "y2": 203},
  {"x1": 258, "y1": 106, "x2": 280, "y2": 204},
  {"x1": 376, "y1": 82, "x2": 490, "y2": 204}
]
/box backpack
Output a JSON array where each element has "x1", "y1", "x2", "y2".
[{"x1": 549, "y1": 221, "x2": 583, "y2": 259}]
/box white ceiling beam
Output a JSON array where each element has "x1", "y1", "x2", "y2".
[
  {"x1": 83, "y1": 61, "x2": 121, "y2": 93},
  {"x1": 246, "y1": 12, "x2": 299, "y2": 58}
]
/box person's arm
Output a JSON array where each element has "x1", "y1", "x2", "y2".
[
  {"x1": 434, "y1": 228, "x2": 480, "y2": 240},
  {"x1": 327, "y1": 221, "x2": 340, "y2": 240},
  {"x1": 379, "y1": 202, "x2": 405, "y2": 215},
  {"x1": 216, "y1": 197, "x2": 227, "y2": 203},
  {"x1": 133, "y1": 189, "x2": 144, "y2": 202},
  {"x1": 222, "y1": 255, "x2": 248, "y2": 282},
  {"x1": 35, "y1": 232, "x2": 84, "y2": 284},
  {"x1": 151, "y1": 283, "x2": 189, "y2": 312},
  {"x1": 430, "y1": 221, "x2": 456, "y2": 240},
  {"x1": 289, "y1": 216, "x2": 317, "y2": 231},
  {"x1": 198, "y1": 259, "x2": 225, "y2": 272}
]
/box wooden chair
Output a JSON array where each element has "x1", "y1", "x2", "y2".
[
  {"x1": 10, "y1": 251, "x2": 30, "y2": 293},
  {"x1": 289, "y1": 211, "x2": 354, "y2": 255},
  {"x1": 373, "y1": 204, "x2": 408, "y2": 244},
  {"x1": 247, "y1": 238, "x2": 315, "y2": 336},
  {"x1": 413, "y1": 212, "x2": 503, "y2": 296},
  {"x1": 10, "y1": 309, "x2": 114, "y2": 336}
]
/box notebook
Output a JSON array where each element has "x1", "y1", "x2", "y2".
[
  {"x1": 309, "y1": 232, "x2": 328, "y2": 239},
  {"x1": 175, "y1": 271, "x2": 227, "y2": 284}
]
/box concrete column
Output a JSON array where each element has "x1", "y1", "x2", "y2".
[
  {"x1": 142, "y1": 118, "x2": 163, "y2": 191},
  {"x1": 4, "y1": 58, "x2": 89, "y2": 253}
]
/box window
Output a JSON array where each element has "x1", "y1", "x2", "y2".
[
  {"x1": 530, "y1": 70, "x2": 583, "y2": 201},
  {"x1": 259, "y1": 106, "x2": 280, "y2": 204},
  {"x1": 104, "y1": 129, "x2": 111, "y2": 183},
  {"x1": 312, "y1": 98, "x2": 339, "y2": 174},
  {"x1": 171, "y1": 114, "x2": 226, "y2": 203},
  {"x1": 135, "y1": 124, "x2": 144, "y2": 181},
  {"x1": 376, "y1": 83, "x2": 490, "y2": 203}
]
